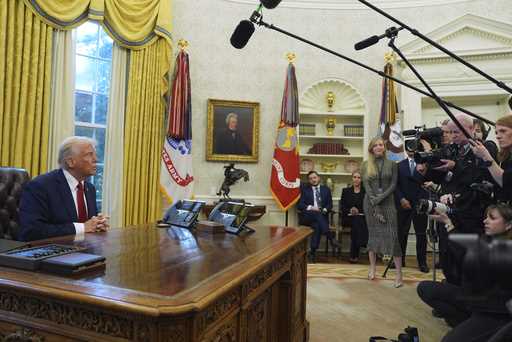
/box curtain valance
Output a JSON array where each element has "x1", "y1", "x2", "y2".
[{"x1": 23, "y1": 0, "x2": 172, "y2": 49}]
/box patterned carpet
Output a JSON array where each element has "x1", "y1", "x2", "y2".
[
  {"x1": 306, "y1": 263, "x2": 449, "y2": 342},
  {"x1": 307, "y1": 263, "x2": 444, "y2": 282}
]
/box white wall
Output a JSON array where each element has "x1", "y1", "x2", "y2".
[{"x1": 172, "y1": 0, "x2": 512, "y2": 221}]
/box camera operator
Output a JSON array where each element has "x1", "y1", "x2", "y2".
[
  {"x1": 417, "y1": 203, "x2": 512, "y2": 342},
  {"x1": 433, "y1": 114, "x2": 495, "y2": 235},
  {"x1": 471, "y1": 114, "x2": 512, "y2": 204}
]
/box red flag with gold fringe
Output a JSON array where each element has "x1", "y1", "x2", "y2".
[{"x1": 270, "y1": 61, "x2": 301, "y2": 211}]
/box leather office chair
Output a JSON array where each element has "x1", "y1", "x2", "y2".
[{"x1": 0, "y1": 168, "x2": 30, "y2": 240}]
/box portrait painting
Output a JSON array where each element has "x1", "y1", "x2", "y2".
[{"x1": 207, "y1": 99, "x2": 259, "y2": 162}]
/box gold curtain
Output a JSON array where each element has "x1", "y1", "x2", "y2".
[
  {"x1": 123, "y1": 39, "x2": 170, "y2": 226},
  {"x1": 0, "y1": 0, "x2": 52, "y2": 176},
  {"x1": 22, "y1": 0, "x2": 172, "y2": 50},
  {"x1": 18, "y1": 0, "x2": 173, "y2": 225}
]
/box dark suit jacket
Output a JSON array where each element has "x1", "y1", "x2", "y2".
[
  {"x1": 394, "y1": 158, "x2": 429, "y2": 210},
  {"x1": 215, "y1": 129, "x2": 251, "y2": 155},
  {"x1": 18, "y1": 169, "x2": 97, "y2": 241},
  {"x1": 340, "y1": 186, "x2": 365, "y2": 226},
  {"x1": 297, "y1": 184, "x2": 333, "y2": 213}
]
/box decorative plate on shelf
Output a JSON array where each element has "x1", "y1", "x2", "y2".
[
  {"x1": 344, "y1": 159, "x2": 360, "y2": 173},
  {"x1": 300, "y1": 159, "x2": 314, "y2": 173}
]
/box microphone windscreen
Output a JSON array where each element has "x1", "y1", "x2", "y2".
[
  {"x1": 354, "y1": 35, "x2": 380, "y2": 51},
  {"x1": 230, "y1": 20, "x2": 255, "y2": 49},
  {"x1": 261, "y1": 0, "x2": 282, "y2": 9}
]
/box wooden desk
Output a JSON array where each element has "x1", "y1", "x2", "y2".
[{"x1": 0, "y1": 225, "x2": 311, "y2": 342}]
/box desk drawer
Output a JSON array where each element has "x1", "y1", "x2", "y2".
[{"x1": 0, "y1": 320, "x2": 81, "y2": 341}]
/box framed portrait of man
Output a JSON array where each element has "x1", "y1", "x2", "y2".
[{"x1": 207, "y1": 99, "x2": 260, "y2": 162}]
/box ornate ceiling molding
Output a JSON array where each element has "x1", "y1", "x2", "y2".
[
  {"x1": 399, "y1": 14, "x2": 512, "y2": 58},
  {"x1": 223, "y1": 0, "x2": 475, "y2": 10}
]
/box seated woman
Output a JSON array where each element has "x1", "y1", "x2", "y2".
[
  {"x1": 417, "y1": 203, "x2": 512, "y2": 342},
  {"x1": 340, "y1": 171, "x2": 368, "y2": 263}
]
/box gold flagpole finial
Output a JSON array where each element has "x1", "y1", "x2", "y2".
[
  {"x1": 384, "y1": 52, "x2": 395, "y2": 63},
  {"x1": 287, "y1": 53, "x2": 296, "y2": 64},
  {"x1": 178, "y1": 39, "x2": 189, "y2": 51}
]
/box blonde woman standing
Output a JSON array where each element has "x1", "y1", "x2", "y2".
[{"x1": 361, "y1": 137, "x2": 402, "y2": 287}]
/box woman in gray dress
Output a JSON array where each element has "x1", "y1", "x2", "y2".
[{"x1": 361, "y1": 137, "x2": 402, "y2": 287}]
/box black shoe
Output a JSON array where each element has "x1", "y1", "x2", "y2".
[
  {"x1": 308, "y1": 251, "x2": 317, "y2": 263},
  {"x1": 419, "y1": 264, "x2": 430, "y2": 273}
]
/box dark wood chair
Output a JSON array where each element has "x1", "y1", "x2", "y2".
[{"x1": 0, "y1": 167, "x2": 30, "y2": 240}]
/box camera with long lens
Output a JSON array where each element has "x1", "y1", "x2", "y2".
[
  {"x1": 450, "y1": 234, "x2": 512, "y2": 293},
  {"x1": 416, "y1": 199, "x2": 454, "y2": 215},
  {"x1": 403, "y1": 125, "x2": 444, "y2": 153},
  {"x1": 413, "y1": 143, "x2": 458, "y2": 167},
  {"x1": 369, "y1": 326, "x2": 419, "y2": 342}
]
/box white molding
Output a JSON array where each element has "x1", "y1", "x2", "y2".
[
  {"x1": 222, "y1": 0, "x2": 475, "y2": 10},
  {"x1": 399, "y1": 14, "x2": 512, "y2": 60}
]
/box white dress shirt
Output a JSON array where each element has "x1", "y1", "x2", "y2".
[
  {"x1": 307, "y1": 185, "x2": 321, "y2": 211},
  {"x1": 63, "y1": 169, "x2": 87, "y2": 234}
]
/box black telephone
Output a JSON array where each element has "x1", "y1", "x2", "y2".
[
  {"x1": 161, "y1": 200, "x2": 205, "y2": 229},
  {"x1": 208, "y1": 201, "x2": 255, "y2": 235}
]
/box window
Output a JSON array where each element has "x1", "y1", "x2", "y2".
[{"x1": 74, "y1": 21, "x2": 113, "y2": 212}]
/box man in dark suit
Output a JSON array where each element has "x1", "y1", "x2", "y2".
[
  {"x1": 395, "y1": 151, "x2": 430, "y2": 273},
  {"x1": 19, "y1": 137, "x2": 109, "y2": 241},
  {"x1": 215, "y1": 113, "x2": 251, "y2": 155},
  {"x1": 297, "y1": 171, "x2": 339, "y2": 262}
]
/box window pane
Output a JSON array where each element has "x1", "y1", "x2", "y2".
[
  {"x1": 99, "y1": 29, "x2": 113, "y2": 59},
  {"x1": 97, "y1": 60, "x2": 111, "y2": 94},
  {"x1": 75, "y1": 92, "x2": 93, "y2": 122},
  {"x1": 76, "y1": 21, "x2": 99, "y2": 56},
  {"x1": 75, "y1": 126, "x2": 94, "y2": 138},
  {"x1": 76, "y1": 56, "x2": 96, "y2": 92},
  {"x1": 93, "y1": 164, "x2": 103, "y2": 198},
  {"x1": 95, "y1": 128, "x2": 106, "y2": 161},
  {"x1": 95, "y1": 94, "x2": 108, "y2": 125}
]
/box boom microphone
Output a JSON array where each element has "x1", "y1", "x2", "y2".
[
  {"x1": 260, "y1": 0, "x2": 282, "y2": 9},
  {"x1": 354, "y1": 35, "x2": 380, "y2": 51},
  {"x1": 230, "y1": 20, "x2": 255, "y2": 49},
  {"x1": 354, "y1": 26, "x2": 404, "y2": 51}
]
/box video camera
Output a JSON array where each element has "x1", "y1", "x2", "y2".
[
  {"x1": 403, "y1": 125, "x2": 458, "y2": 167},
  {"x1": 450, "y1": 234, "x2": 512, "y2": 294},
  {"x1": 403, "y1": 126, "x2": 443, "y2": 152}
]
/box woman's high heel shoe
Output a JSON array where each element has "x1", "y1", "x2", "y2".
[
  {"x1": 394, "y1": 274, "x2": 403, "y2": 288},
  {"x1": 368, "y1": 270, "x2": 376, "y2": 280}
]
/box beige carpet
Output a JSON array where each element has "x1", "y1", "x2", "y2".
[{"x1": 306, "y1": 264, "x2": 449, "y2": 342}]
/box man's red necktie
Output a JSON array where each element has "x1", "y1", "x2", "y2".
[{"x1": 76, "y1": 182, "x2": 88, "y2": 223}]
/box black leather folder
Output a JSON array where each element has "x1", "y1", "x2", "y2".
[{"x1": 41, "y1": 252, "x2": 106, "y2": 275}]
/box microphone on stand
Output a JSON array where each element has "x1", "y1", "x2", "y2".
[
  {"x1": 354, "y1": 26, "x2": 404, "y2": 51},
  {"x1": 230, "y1": 20, "x2": 256, "y2": 49},
  {"x1": 261, "y1": 0, "x2": 282, "y2": 9}
]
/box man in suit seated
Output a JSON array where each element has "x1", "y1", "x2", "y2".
[
  {"x1": 395, "y1": 150, "x2": 430, "y2": 273},
  {"x1": 297, "y1": 171, "x2": 340, "y2": 262},
  {"x1": 18, "y1": 136, "x2": 109, "y2": 241}
]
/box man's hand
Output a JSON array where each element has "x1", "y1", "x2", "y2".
[
  {"x1": 350, "y1": 207, "x2": 359, "y2": 215},
  {"x1": 440, "y1": 194, "x2": 454, "y2": 205},
  {"x1": 400, "y1": 198, "x2": 412, "y2": 210},
  {"x1": 96, "y1": 213, "x2": 110, "y2": 231},
  {"x1": 470, "y1": 139, "x2": 493, "y2": 162},
  {"x1": 84, "y1": 214, "x2": 110, "y2": 233},
  {"x1": 416, "y1": 163, "x2": 428, "y2": 176},
  {"x1": 433, "y1": 159, "x2": 455, "y2": 172},
  {"x1": 310, "y1": 206, "x2": 321, "y2": 212},
  {"x1": 429, "y1": 212, "x2": 451, "y2": 225}
]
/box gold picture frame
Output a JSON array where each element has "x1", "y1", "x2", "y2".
[{"x1": 207, "y1": 99, "x2": 260, "y2": 162}]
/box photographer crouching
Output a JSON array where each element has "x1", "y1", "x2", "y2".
[{"x1": 417, "y1": 203, "x2": 512, "y2": 342}]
